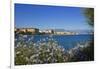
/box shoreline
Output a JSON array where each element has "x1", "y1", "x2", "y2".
[{"x1": 15, "y1": 33, "x2": 94, "y2": 36}]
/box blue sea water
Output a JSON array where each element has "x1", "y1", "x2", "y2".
[{"x1": 15, "y1": 35, "x2": 93, "y2": 50}]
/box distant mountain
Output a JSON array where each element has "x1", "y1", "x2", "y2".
[
  {"x1": 54, "y1": 29, "x2": 66, "y2": 32},
  {"x1": 54, "y1": 29, "x2": 93, "y2": 34},
  {"x1": 67, "y1": 29, "x2": 94, "y2": 34}
]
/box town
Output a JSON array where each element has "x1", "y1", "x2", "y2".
[
  {"x1": 14, "y1": 28, "x2": 92, "y2": 35},
  {"x1": 15, "y1": 28, "x2": 79, "y2": 35}
]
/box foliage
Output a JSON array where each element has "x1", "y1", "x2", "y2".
[
  {"x1": 68, "y1": 41, "x2": 94, "y2": 62},
  {"x1": 15, "y1": 35, "x2": 69, "y2": 65},
  {"x1": 84, "y1": 8, "x2": 94, "y2": 26},
  {"x1": 15, "y1": 35, "x2": 94, "y2": 65}
]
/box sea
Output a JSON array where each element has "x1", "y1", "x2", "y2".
[{"x1": 15, "y1": 34, "x2": 93, "y2": 50}]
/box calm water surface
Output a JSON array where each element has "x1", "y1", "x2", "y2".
[{"x1": 15, "y1": 35, "x2": 93, "y2": 50}]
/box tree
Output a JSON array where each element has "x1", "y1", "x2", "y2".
[
  {"x1": 82, "y1": 8, "x2": 94, "y2": 61},
  {"x1": 84, "y1": 8, "x2": 94, "y2": 26}
]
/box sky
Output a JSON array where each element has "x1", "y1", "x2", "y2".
[{"x1": 15, "y1": 3, "x2": 93, "y2": 30}]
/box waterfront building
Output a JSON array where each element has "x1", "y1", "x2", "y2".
[
  {"x1": 26, "y1": 28, "x2": 39, "y2": 34},
  {"x1": 15, "y1": 28, "x2": 39, "y2": 34},
  {"x1": 39, "y1": 29, "x2": 54, "y2": 34}
]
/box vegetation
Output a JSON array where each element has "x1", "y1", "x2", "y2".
[
  {"x1": 15, "y1": 35, "x2": 93, "y2": 65},
  {"x1": 84, "y1": 8, "x2": 94, "y2": 26},
  {"x1": 68, "y1": 40, "x2": 94, "y2": 62},
  {"x1": 15, "y1": 8, "x2": 94, "y2": 65},
  {"x1": 15, "y1": 36, "x2": 66, "y2": 65},
  {"x1": 83, "y1": 8, "x2": 94, "y2": 61}
]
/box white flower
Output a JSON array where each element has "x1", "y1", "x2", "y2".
[{"x1": 16, "y1": 51, "x2": 21, "y2": 54}]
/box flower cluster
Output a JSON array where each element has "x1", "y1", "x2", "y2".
[
  {"x1": 15, "y1": 35, "x2": 93, "y2": 65},
  {"x1": 15, "y1": 35, "x2": 70, "y2": 65}
]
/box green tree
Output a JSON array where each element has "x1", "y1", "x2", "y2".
[
  {"x1": 83, "y1": 8, "x2": 94, "y2": 61},
  {"x1": 84, "y1": 8, "x2": 94, "y2": 26}
]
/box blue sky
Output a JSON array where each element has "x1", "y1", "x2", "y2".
[{"x1": 15, "y1": 3, "x2": 92, "y2": 30}]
